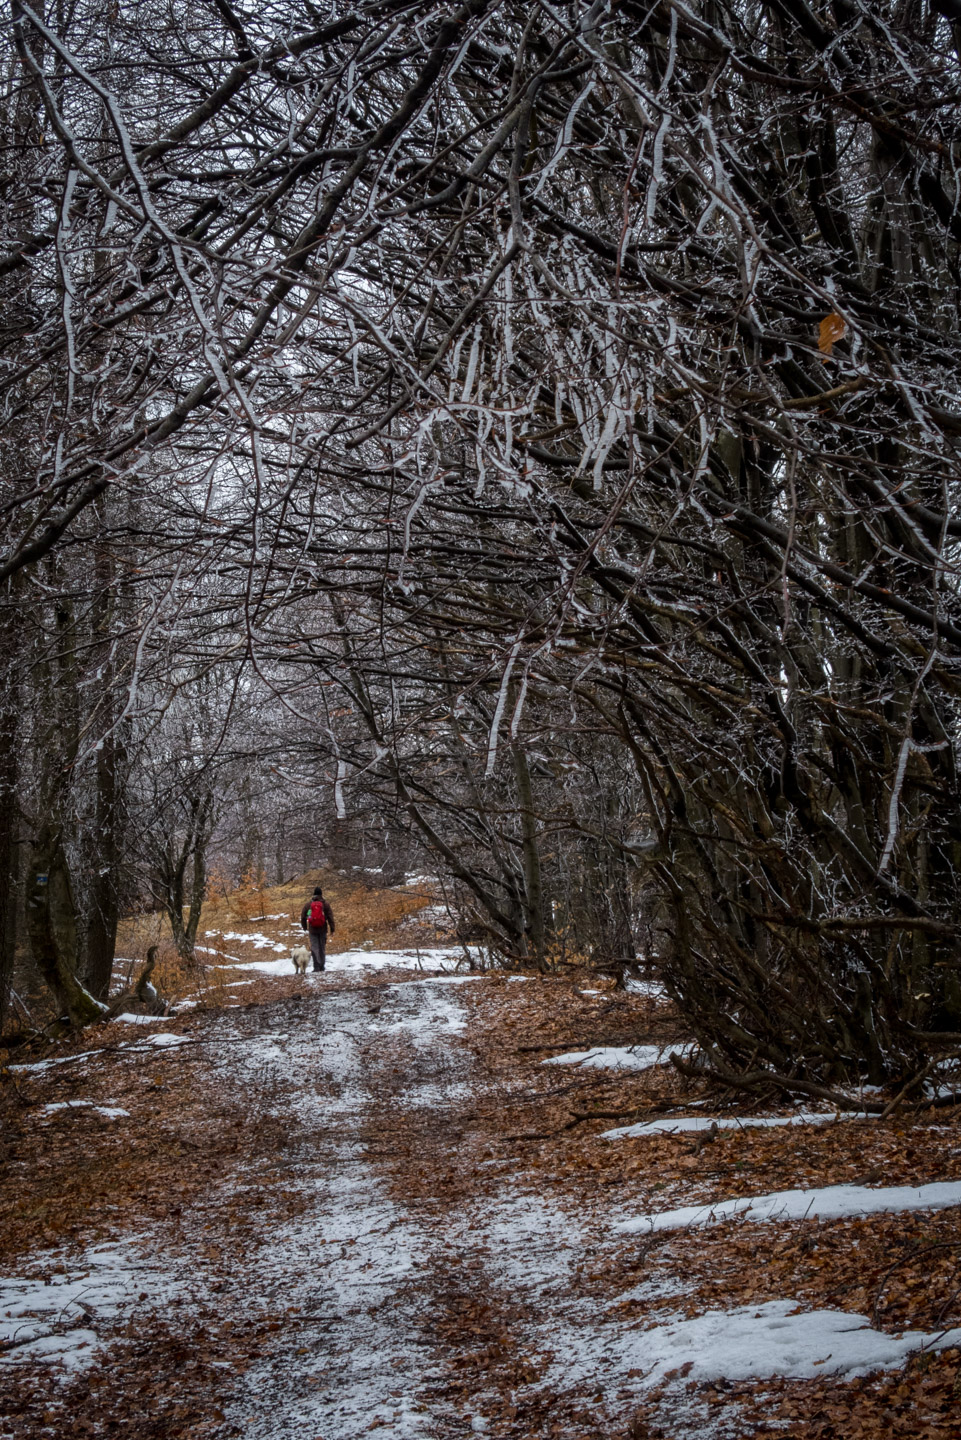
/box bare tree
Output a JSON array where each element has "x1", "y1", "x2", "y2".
[{"x1": 4, "y1": 0, "x2": 961, "y2": 1098}]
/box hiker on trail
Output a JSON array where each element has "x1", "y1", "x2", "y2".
[{"x1": 300, "y1": 886, "x2": 335, "y2": 972}]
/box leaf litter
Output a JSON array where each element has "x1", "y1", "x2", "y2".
[{"x1": 1, "y1": 955, "x2": 960, "y2": 1438}]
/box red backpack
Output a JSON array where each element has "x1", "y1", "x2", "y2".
[{"x1": 309, "y1": 899, "x2": 327, "y2": 929}]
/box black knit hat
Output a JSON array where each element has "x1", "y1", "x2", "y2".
[{"x1": 312, "y1": 886, "x2": 323, "y2": 897}]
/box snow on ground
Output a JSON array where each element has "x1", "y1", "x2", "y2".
[
  {"x1": 13, "y1": 968, "x2": 961, "y2": 1431},
  {"x1": 617, "y1": 1179, "x2": 961, "y2": 1233},
  {"x1": 214, "y1": 981, "x2": 836, "y2": 1436},
  {"x1": 171, "y1": 980, "x2": 255, "y2": 1010},
  {"x1": 403, "y1": 903, "x2": 450, "y2": 922},
  {"x1": 0, "y1": 1238, "x2": 189, "y2": 1375},
  {"x1": 603, "y1": 1110, "x2": 872, "y2": 1139},
  {"x1": 9, "y1": 1031, "x2": 191, "y2": 1078},
  {"x1": 404, "y1": 973, "x2": 484, "y2": 986},
  {"x1": 110, "y1": 1012, "x2": 168, "y2": 1025},
  {"x1": 215, "y1": 979, "x2": 673, "y2": 1438},
  {"x1": 220, "y1": 944, "x2": 479, "y2": 977},
  {"x1": 133, "y1": 1032, "x2": 192, "y2": 1049},
  {"x1": 212, "y1": 978, "x2": 475, "y2": 1438},
  {"x1": 214, "y1": 931, "x2": 288, "y2": 952},
  {"x1": 543, "y1": 1043, "x2": 694, "y2": 1072},
  {"x1": 624, "y1": 978, "x2": 667, "y2": 999},
  {"x1": 634, "y1": 1300, "x2": 961, "y2": 1384},
  {"x1": 9, "y1": 1051, "x2": 103, "y2": 1074},
  {"x1": 39, "y1": 1100, "x2": 129, "y2": 1119},
  {"x1": 510, "y1": 1291, "x2": 961, "y2": 1410}
]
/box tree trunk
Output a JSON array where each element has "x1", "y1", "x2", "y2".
[
  {"x1": 183, "y1": 845, "x2": 206, "y2": 957},
  {"x1": 0, "y1": 578, "x2": 20, "y2": 1033},
  {"x1": 85, "y1": 728, "x2": 121, "y2": 998},
  {"x1": 26, "y1": 827, "x2": 106, "y2": 1027},
  {"x1": 84, "y1": 510, "x2": 124, "y2": 998},
  {"x1": 512, "y1": 745, "x2": 549, "y2": 968}
]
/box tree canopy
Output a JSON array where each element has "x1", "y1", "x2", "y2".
[{"x1": 3, "y1": 0, "x2": 961, "y2": 1097}]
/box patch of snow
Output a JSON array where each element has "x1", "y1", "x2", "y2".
[
  {"x1": 219, "y1": 931, "x2": 288, "y2": 952},
  {"x1": 95, "y1": 974, "x2": 948, "y2": 1440},
  {"x1": 635, "y1": 1300, "x2": 961, "y2": 1384},
  {"x1": 617, "y1": 1179, "x2": 961, "y2": 1233},
  {"x1": 543, "y1": 1044, "x2": 693, "y2": 1072},
  {"x1": 607, "y1": 1273, "x2": 688, "y2": 1309},
  {"x1": 624, "y1": 978, "x2": 667, "y2": 999},
  {"x1": 406, "y1": 903, "x2": 449, "y2": 921},
  {"x1": 227, "y1": 1170, "x2": 438, "y2": 1438},
  {"x1": 478, "y1": 1189, "x2": 583, "y2": 1300},
  {"x1": 0, "y1": 1238, "x2": 187, "y2": 1376},
  {"x1": 403, "y1": 974, "x2": 484, "y2": 987},
  {"x1": 9, "y1": 1050, "x2": 102, "y2": 1074},
  {"x1": 195, "y1": 945, "x2": 245, "y2": 963},
  {"x1": 394, "y1": 997, "x2": 464, "y2": 1037},
  {"x1": 39, "y1": 1101, "x2": 129, "y2": 1119},
  {"x1": 219, "y1": 979, "x2": 473, "y2": 1438},
  {"x1": 110, "y1": 1012, "x2": 167, "y2": 1025},
  {"x1": 131, "y1": 1033, "x2": 191, "y2": 1050},
  {"x1": 400, "y1": 1081, "x2": 474, "y2": 1109},
  {"x1": 603, "y1": 1110, "x2": 873, "y2": 1139},
  {"x1": 218, "y1": 944, "x2": 481, "y2": 978}
]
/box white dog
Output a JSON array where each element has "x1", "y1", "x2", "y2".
[{"x1": 291, "y1": 945, "x2": 310, "y2": 975}]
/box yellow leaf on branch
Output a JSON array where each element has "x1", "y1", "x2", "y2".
[{"x1": 819, "y1": 311, "x2": 847, "y2": 357}]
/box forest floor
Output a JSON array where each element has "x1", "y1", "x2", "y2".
[{"x1": 2, "y1": 879, "x2": 961, "y2": 1439}]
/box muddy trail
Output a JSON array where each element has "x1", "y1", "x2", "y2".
[{"x1": 3, "y1": 970, "x2": 961, "y2": 1440}]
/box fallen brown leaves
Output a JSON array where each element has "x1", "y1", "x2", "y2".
[
  {"x1": 0, "y1": 1019, "x2": 295, "y2": 1264},
  {"x1": 704, "y1": 1345, "x2": 961, "y2": 1440},
  {"x1": 3, "y1": 964, "x2": 961, "y2": 1440},
  {"x1": 393, "y1": 975, "x2": 961, "y2": 1438},
  {"x1": 3, "y1": 1312, "x2": 260, "y2": 1440},
  {"x1": 659, "y1": 1207, "x2": 961, "y2": 1334}
]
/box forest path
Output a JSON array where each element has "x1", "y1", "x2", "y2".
[
  {"x1": 7, "y1": 968, "x2": 961, "y2": 1440},
  {"x1": 198, "y1": 974, "x2": 654, "y2": 1440}
]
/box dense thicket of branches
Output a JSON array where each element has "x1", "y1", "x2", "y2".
[{"x1": 3, "y1": 0, "x2": 961, "y2": 1094}]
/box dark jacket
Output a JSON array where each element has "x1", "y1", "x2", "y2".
[{"x1": 301, "y1": 898, "x2": 335, "y2": 934}]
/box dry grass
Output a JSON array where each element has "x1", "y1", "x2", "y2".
[
  {"x1": 111, "y1": 868, "x2": 441, "y2": 1004},
  {"x1": 3, "y1": 870, "x2": 443, "y2": 1047},
  {"x1": 182, "y1": 867, "x2": 438, "y2": 950}
]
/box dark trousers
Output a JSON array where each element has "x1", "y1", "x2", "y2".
[{"x1": 308, "y1": 927, "x2": 327, "y2": 971}]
